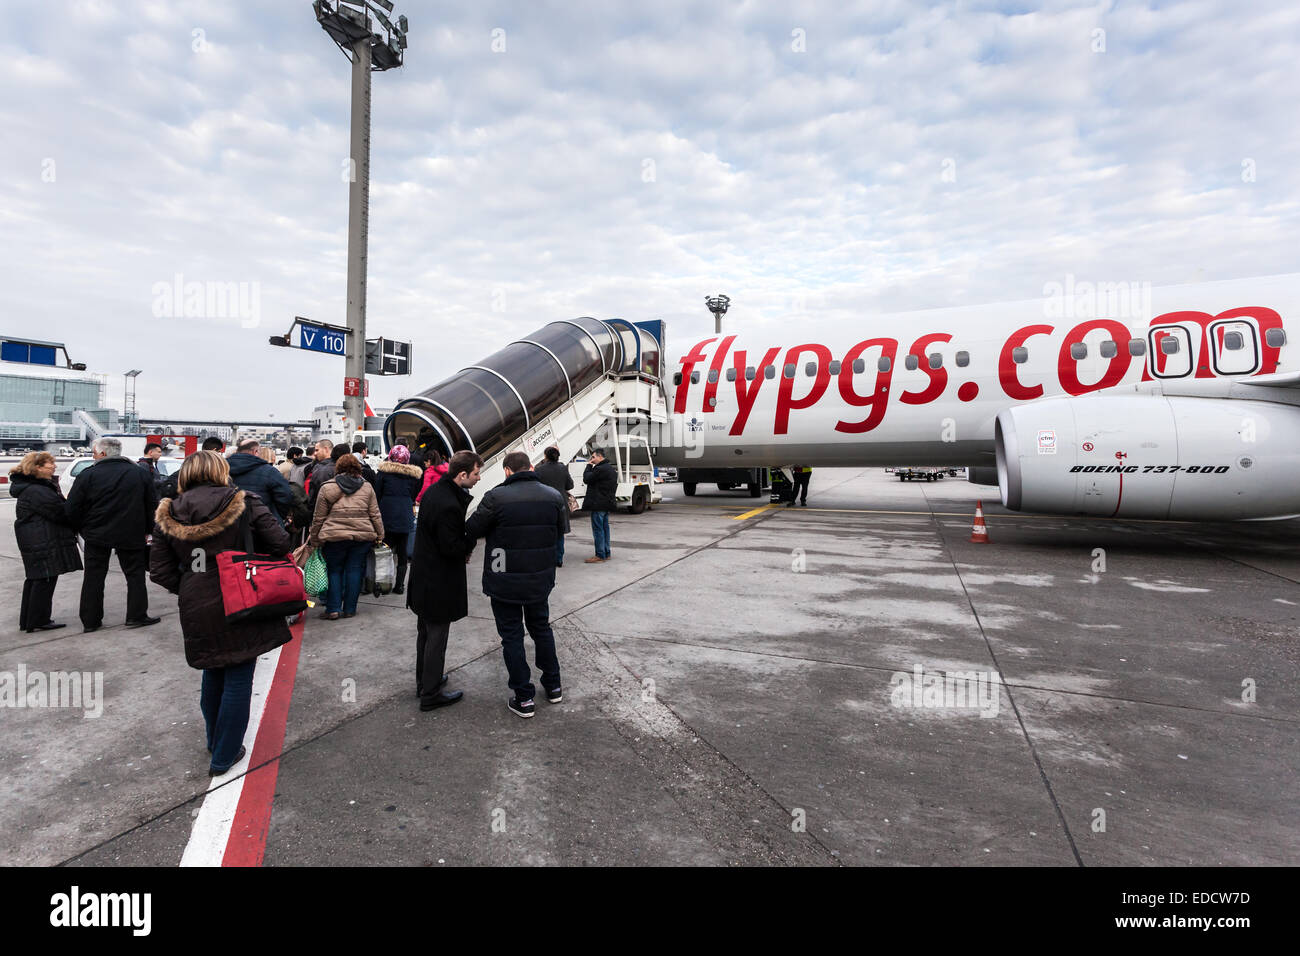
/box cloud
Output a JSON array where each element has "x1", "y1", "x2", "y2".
[{"x1": 1, "y1": 0, "x2": 1297, "y2": 421}]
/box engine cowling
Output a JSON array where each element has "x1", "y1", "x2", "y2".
[{"x1": 995, "y1": 396, "x2": 1300, "y2": 520}]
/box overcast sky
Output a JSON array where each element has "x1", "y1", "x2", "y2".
[{"x1": 3, "y1": 0, "x2": 1297, "y2": 421}]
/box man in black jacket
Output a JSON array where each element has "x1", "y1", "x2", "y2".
[
  {"x1": 406, "y1": 450, "x2": 482, "y2": 711},
  {"x1": 465, "y1": 451, "x2": 568, "y2": 718},
  {"x1": 582, "y1": 448, "x2": 618, "y2": 563},
  {"x1": 533, "y1": 446, "x2": 573, "y2": 567},
  {"x1": 227, "y1": 438, "x2": 294, "y2": 528},
  {"x1": 66, "y1": 437, "x2": 160, "y2": 632}
]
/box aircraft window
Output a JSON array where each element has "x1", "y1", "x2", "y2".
[
  {"x1": 1129, "y1": 339, "x2": 1146, "y2": 356},
  {"x1": 1099, "y1": 340, "x2": 1117, "y2": 358},
  {"x1": 745, "y1": 366, "x2": 755, "y2": 381},
  {"x1": 1160, "y1": 337, "x2": 1180, "y2": 355},
  {"x1": 1070, "y1": 342, "x2": 1088, "y2": 360},
  {"x1": 783, "y1": 363, "x2": 796, "y2": 379},
  {"x1": 764, "y1": 365, "x2": 776, "y2": 380},
  {"x1": 1012, "y1": 347, "x2": 1029, "y2": 364},
  {"x1": 853, "y1": 359, "x2": 866, "y2": 374},
  {"x1": 928, "y1": 353, "x2": 942, "y2": 369},
  {"x1": 829, "y1": 360, "x2": 842, "y2": 375},
  {"x1": 804, "y1": 361, "x2": 818, "y2": 376},
  {"x1": 672, "y1": 372, "x2": 682, "y2": 386},
  {"x1": 905, "y1": 354, "x2": 920, "y2": 371},
  {"x1": 726, "y1": 368, "x2": 737, "y2": 382},
  {"x1": 707, "y1": 368, "x2": 719, "y2": 383},
  {"x1": 690, "y1": 371, "x2": 700, "y2": 384},
  {"x1": 1223, "y1": 331, "x2": 1244, "y2": 351},
  {"x1": 877, "y1": 356, "x2": 890, "y2": 372},
  {"x1": 955, "y1": 351, "x2": 970, "y2": 367},
  {"x1": 1266, "y1": 328, "x2": 1286, "y2": 347}
]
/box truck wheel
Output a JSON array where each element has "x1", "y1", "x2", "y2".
[
  {"x1": 748, "y1": 482, "x2": 761, "y2": 497},
  {"x1": 898, "y1": 474, "x2": 905, "y2": 481},
  {"x1": 718, "y1": 482, "x2": 733, "y2": 491},
  {"x1": 629, "y1": 487, "x2": 648, "y2": 515},
  {"x1": 683, "y1": 482, "x2": 696, "y2": 496}
]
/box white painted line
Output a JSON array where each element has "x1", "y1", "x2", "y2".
[{"x1": 179, "y1": 647, "x2": 282, "y2": 868}]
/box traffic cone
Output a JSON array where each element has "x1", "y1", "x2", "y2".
[{"x1": 970, "y1": 500, "x2": 990, "y2": 544}]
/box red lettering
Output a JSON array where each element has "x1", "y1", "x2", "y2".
[
  {"x1": 835, "y1": 337, "x2": 897, "y2": 434},
  {"x1": 999, "y1": 324, "x2": 1054, "y2": 400},
  {"x1": 899, "y1": 332, "x2": 952, "y2": 405},
  {"x1": 1142, "y1": 307, "x2": 1285, "y2": 380},
  {"x1": 701, "y1": 334, "x2": 736, "y2": 413},
  {"x1": 1058, "y1": 319, "x2": 1132, "y2": 395},
  {"x1": 774, "y1": 344, "x2": 832, "y2": 434},
  {"x1": 673, "y1": 337, "x2": 717, "y2": 414},
  {"x1": 729, "y1": 347, "x2": 781, "y2": 436}
]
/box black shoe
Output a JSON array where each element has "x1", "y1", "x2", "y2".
[
  {"x1": 209, "y1": 746, "x2": 247, "y2": 776},
  {"x1": 392, "y1": 585, "x2": 404, "y2": 595},
  {"x1": 508, "y1": 697, "x2": 535, "y2": 719},
  {"x1": 800, "y1": 501, "x2": 807, "y2": 507},
  {"x1": 420, "y1": 690, "x2": 464, "y2": 711},
  {"x1": 125, "y1": 615, "x2": 161, "y2": 629},
  {"x1": 82, "y1": 624, "x2": 101, "y2": 633},
  {"x1": 27, "y1": 621, "x2": 66, "y2": 633},
  {"x1": 545, "y1": 686, "x2": 563, "y2": 704}
]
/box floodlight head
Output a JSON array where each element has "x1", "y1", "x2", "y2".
[
  {"x1": 369, "y1": 0, "x2": 394, "y2": 12},
  {"x1": 126, "y1": 369, "x2": 143, "y2": 378},
  {"x1": 706, "y1": 294, "x2": 731, "y2": 316},
  {"x1": 269, "y1": 335, "x2": 290, "y2": 348},
  {"x1": 398, "y1": 14, "x2": 407, "y2": 32}
]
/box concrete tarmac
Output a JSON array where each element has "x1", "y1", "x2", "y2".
[{"x1": 1, "y1": 468, "x2": 1296, "y2": 866}]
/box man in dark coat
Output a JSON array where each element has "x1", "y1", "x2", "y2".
[
  {"x1": 533, "y1": 445, "x2": 573, "y2": 567},
  {"x1": 465, "y1": 451, "x2": 568, "y2": 718},
  {"x1": 406, "y1": 450, "x2": 482, "y2": 711},
  {"x1": 227, "y1": 438, "x2": 294, "y2": 528},
  {"x1": 582, "y1": 447, "x2": 618, "y2": 563},
  {"x1": 138, "y1": 442, "x2": 165, "y2": 490},
  {"x1": 66, "y1": 437, "x2": 159, "y2": 632},
  {"x1": 10, "y1": 455, "x2": 82, "y2": 632}
]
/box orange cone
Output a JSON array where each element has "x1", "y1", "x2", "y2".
[{"x1": 970, "y1": 500, "x2": 990, "y2": 544}]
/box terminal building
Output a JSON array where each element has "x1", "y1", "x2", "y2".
[{"x1": 0, "y1": 337, "x2": 121, "y2": 452}]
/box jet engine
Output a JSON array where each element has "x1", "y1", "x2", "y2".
[{"x1": 995, "y1": 396, "x2": 1300, "y2": 520}]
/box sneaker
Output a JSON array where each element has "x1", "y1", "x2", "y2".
[
  {"x1": 545, "y1": 686, "x2": 563, "y2": 704},
  {"x1": 507, "y1": 697, "x2": 535, "y2": 719}
]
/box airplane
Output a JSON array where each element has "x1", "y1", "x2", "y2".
[
  {"x1": 385, "y1": 273, "x2": 1299, "y2": 522},
  {"x1": 654, "y1": 273, "x2": 1300, "y2": 521}
]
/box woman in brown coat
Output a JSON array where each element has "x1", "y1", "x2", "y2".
[
  {"x1": 149, "y1": 451, "x2": 292, "y2": 776},
  {"x1": 308, "y1": 453, "x2": 383, "y2": 621}
]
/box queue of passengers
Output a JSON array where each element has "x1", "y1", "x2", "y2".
[{"x1": 9, "y1": 433, "x2": 620, "y2": 775}]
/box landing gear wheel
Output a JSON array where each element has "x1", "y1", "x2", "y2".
[
  {"x1": 629, "y1": 486, "x2": 648, "y2": 515},
  {"x1": 683, "y1": 482, "x2": 697, "y2": 496}
]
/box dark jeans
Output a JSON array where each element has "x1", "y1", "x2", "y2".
[
  {"x1": 200, "y1": 658, "x2": 257, "y2": 773},
  {"x1": 80, "y1": 544, "x2": 149, "y2": 628},
  {"x1": 590, "y1": 511, "x2": 610, "y2": 559},
  {"x1": 555, "y1": 533, "x2": 565, "y2": 565},
  {"x1": 322, "y1": 540, "x2": 370, "y2": 614},
  {"x1": 20, "y1": 577, "x2": 58, "y2": 630},
  {"x1": 416, "y1": 615, "x2": 450, "y2": 701},
  {"x1": 490, "y1": 598, "x2": 561, "y2": 701},
  {"x1": 386, "y1": 532, "x2": 409, "y2": 589},
  {"x1": 793, "y1": 473, "x2": 811, "y2": 503}
]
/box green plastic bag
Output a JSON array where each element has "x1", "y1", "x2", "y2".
[{"x1": 303, "y1": 548, "x2": 328, "y2": 596}]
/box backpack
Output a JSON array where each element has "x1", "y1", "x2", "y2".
[
  {"x1": 288, "y1": 460, "x2": 311, "y2": 488},
  {"x1": 289, "y1": 482, "x2": 313, "y2": 528}
]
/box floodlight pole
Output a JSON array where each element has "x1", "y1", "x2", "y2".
[{"x1": 343, "y1": 36, "x2": 372, "y2": 436}]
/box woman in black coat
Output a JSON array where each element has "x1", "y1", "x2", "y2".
[
  {"x1": 149, "y1": 451, "x2": 292, "y2": 776},
  {"x1": 9, "y1": 453, "x2": 83, "y2": 632},
  {"x1": 371, "y1": 444, "x2": 422, "y2": 594}
]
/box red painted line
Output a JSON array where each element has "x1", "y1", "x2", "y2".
[{"x1": 222, "y1": 618, "x2": 304, "y2": 867}]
